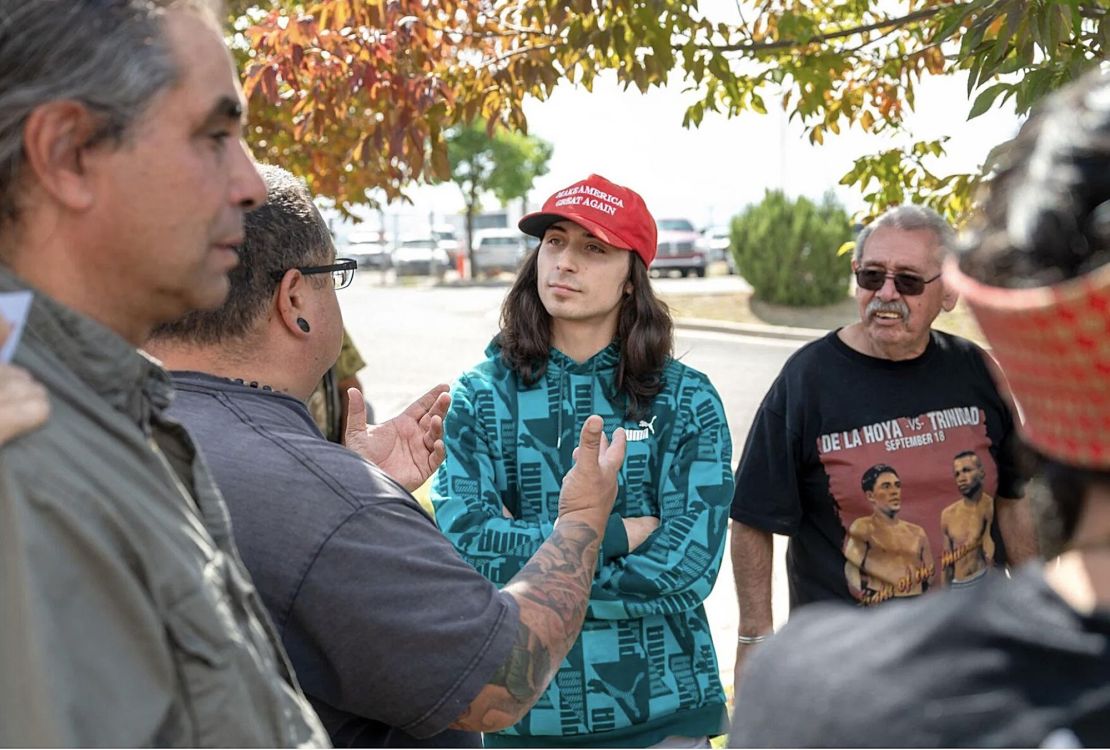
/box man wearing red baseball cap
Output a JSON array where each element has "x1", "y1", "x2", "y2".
[{"x1": 432, "y1": 175, "x2": 733, "y2": 747}]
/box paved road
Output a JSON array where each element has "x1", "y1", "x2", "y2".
[{"x1": 339, "y1": 273, "x2": 801, "y2": 689}]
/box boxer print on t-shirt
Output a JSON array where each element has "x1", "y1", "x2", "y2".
[{"x1": 817, "y1": 405, "x2": 997, "y2": 605}]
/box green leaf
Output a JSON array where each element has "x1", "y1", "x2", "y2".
[{"x1": 968, "y1": 82, "x2": 1010, "y2": 119}]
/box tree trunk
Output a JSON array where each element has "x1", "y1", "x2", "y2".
[{"x1": 466, "y1": 183, "x2": 479, "y2": 279}]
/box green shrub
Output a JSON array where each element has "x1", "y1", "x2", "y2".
[{"x1": 730, "y1": 190, "x2": 853, "y2": 306}]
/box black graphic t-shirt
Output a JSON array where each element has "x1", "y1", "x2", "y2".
[
  {"x1": 730, "y1": 566, "x2": 1110, "y2": 747},
  {"x1": 731, "y1": 330, "x2": 1025, "y2": 609}
]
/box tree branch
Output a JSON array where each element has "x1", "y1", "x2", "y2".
[
  {"x1": 733, "y1": 0, "x2": 752, "y2": 38},
  {"x1": 421, "y1": 19, "x2": 551, "y2": 41},
  {"x1": 480, "y1": 41, "x2": 560, "y2": 70},
  {"x1": 693, "y1": 2, "x2": 974, "y2": 54}
]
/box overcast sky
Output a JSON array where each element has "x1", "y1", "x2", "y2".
[{"x1": 387, "y1": 68, "x2": 1022, "y2": 236}]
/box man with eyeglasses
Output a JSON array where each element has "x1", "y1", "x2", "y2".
[
  {"x1": 146, "y1": 165, "x2": 629, "y2": 748},
  {"x1": 729, "y1": 205, "x2": 1038, "y2": 696}
]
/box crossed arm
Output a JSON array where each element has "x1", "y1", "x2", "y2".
[
  {"x1": 450, "y1": 416, "x2": 626, "y2": 732},
  {"x1": 450, "y1": 516, "x2": 600, "y2": 731},
  {"x1": 435, "y1": 380, "x2": 732, "y2": 624}
]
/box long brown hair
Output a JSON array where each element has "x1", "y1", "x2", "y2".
[{"x1": 497, "y1": 246, "x2": 674, "y2": 420}]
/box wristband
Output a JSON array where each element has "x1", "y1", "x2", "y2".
[{"x1": 737, "y1": 633, "x2": 770, "y2": 645}]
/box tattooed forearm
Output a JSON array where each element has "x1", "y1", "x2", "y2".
[
  {"x1": 450, "y1": 517, "x2": 603, "y2": 733},
  {"x1": 508, "y1": 517, "x2": 600, "y2": 633},
  {"x1": 488, "y1": 620, "x2": 551, "y2": 703}
]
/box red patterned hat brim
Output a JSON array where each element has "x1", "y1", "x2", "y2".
[{"x1": 944, "y1": 257, "x2": 1110, "y2": 470}]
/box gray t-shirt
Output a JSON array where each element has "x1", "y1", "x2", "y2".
[{"x1": 168, "y1": 372, "x2": 518, "y2": 746}]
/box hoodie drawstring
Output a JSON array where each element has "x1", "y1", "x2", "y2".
[
  {"x1": 556, "y1": 367, "x2": 567, "y2": 450},
  {"x1": 554, "y1": 348, "x2": 610, "y2": 451},
  {"x1": 591, "y1": 358, "x2": 599, "y2": 417}
]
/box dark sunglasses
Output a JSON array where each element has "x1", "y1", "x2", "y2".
[
  {"x1": 855, "y1": 268, "x2": 941, "y2": 296},
  {"x1": 271, "y1": 258, "x2": 357, "y2": 290}
]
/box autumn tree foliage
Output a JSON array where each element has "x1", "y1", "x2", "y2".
[
  {"x1": 446, "y1": 121, "x2": 552, "y2": 261},
  {"x1": 232, "y1": 1, "x2": 461, "y2": 210},
  {"x1": 236, "y1": 1, "x2": 1108, "y2": 220}
]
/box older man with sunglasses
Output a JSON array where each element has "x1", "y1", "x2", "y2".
[
  {"x1": 730, "y1": 71, "x2": 1110, "y2": 748},
  {"x1": 728, "y1": 206, "x2": 1039, "y2": 693}
]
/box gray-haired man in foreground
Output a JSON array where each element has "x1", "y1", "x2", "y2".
[{"x1": 0, "y1": 1, "x2": 329, "y2": 744}]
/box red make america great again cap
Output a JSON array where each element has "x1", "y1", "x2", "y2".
[{"x1": 518, "y1": 174, "x2": 658, "y2": 267}]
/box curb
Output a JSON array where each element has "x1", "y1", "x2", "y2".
[
  {"x1": 424, "y1": 275, "x2": 828, "y2": 342},
  {"x1": 674, "y1": 317, "x2": 827, "y2": 342}
]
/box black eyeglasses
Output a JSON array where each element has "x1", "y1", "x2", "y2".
[
  {"x1": 272, "y1": 258, "x2": 357, "y2": 290},
  {"x1": 855, "y1": 268, "x2": 941, "y2": 296}
]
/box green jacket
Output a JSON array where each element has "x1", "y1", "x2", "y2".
[
  {"x1": 432, "y1": 341, "x2": 733, "y2": 747},
  {"x1": 0, "y1": 269, "x2": 327, "y2": 747}
]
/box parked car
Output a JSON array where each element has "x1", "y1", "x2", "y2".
[
  {"x1": 344, "y1": 230, "x2": 392, "y2": 271},
  {"x1": 653, "y1": 218, "x2": 707, "y2": 277},
  {"x1": 392, "y1": 238, "x2": 449, "y2": 278},
  {"x1": 697, "y1": 224, "x2": 736, "y2": 274},
  {"x1": 432, "y1": 224, "x2": 461, "y2": 267},
  {"x1": 472, "y1": 228, "x2": 529, "y2": 277}
]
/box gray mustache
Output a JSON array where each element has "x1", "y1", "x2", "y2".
[{"x1": 866, "y1": 299, "x2": 909, "y2": 318}]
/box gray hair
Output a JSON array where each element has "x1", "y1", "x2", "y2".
[
  {"x1": 0, "y1": 0, "x2": 220, "y2": 228},
  {"x1": 854, "y1": 205, "x2": 955, "y2": 264},
  {"x1": 151, "y1": 164, "x2": 334, "y2": 346}
]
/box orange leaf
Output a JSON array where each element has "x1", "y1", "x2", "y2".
[
  {"x1": 924, "y1": 47, "x2": 945, "y2": 75},
  {"x1": 259, "y1": 65, "x2": 279, "y2": 103}
]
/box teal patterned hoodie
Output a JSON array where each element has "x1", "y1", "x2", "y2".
[{"x1": 431, "y1": 341, "x2": 733, "y2": 747}]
